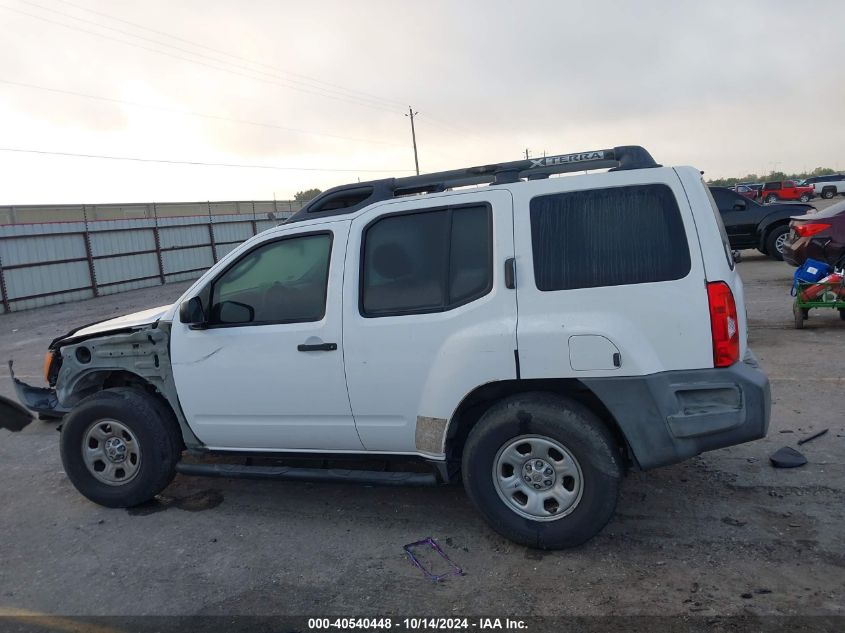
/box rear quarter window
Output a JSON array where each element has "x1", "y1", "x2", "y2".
[{"x1": 530, "y1": 184, "x2": 692, "y2": 291}]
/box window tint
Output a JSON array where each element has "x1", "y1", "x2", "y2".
[
  {"x1": 711, "y1": 188, "x2": 737, "y2": 212},
  {"x1": 210, "y1": 233, "x2": 331, "y2": 324},
  {"x1": 449, "y1": 206, "x2": 493, "y2": 303},
  {"x1": 530, "y1": 184, "x2": 692, "y2": 291},
  {"x1": 362, "y1": 205, "x2": 492, "y2": 316}
]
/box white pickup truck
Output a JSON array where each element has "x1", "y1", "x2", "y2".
[{"x1": 807, "y1": 174, "x2": 845, "y2": 199}]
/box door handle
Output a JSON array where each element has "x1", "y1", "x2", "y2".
[
  {"x1": 297, "y1": 342, "x2": 337, "y2": 352},
  {"x1": 504, "y1": 257, "x2": 516, "y2": 289}
]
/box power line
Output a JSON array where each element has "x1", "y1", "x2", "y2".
[
  {"x1": 47, "y1": 0, "x2": 408, "y2": 110},
  {"x1": 17, "y1": 0, "x2": 399, "y2": 112},
  {"x1": 0, "y1": 78, "x2": 407, "y2": 148},
  {"x1": 0, "y1": 147, "x2": 416, "y2": 173},
  {"x1": 0, "y1": 3, "x2": 401, "y2": 115}
]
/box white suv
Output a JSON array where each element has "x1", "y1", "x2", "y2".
[{"x1": 13, "y1": 146, "x2": 770, "y2": 549}]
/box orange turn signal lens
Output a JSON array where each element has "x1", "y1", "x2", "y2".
[{"x1": 42, "y1": 350, "x2": 55, "y2": 384}]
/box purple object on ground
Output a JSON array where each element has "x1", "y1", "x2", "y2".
[{"x1": 403, "y1": 537, "x2": 464, "y2": 582}]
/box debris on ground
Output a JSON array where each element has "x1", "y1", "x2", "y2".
[
  {"x1": 721, "y1": 517, "x2": 747, "y2": 527},
  {"x1": 770, "y1": 446, "x2": 808, "y2": 468},
  {"x1": 403, "y1": 537, "x2": 464, "y2": 582},
  {"x1": 797, "y1": 429, "x2": 829, "y2": 445}
]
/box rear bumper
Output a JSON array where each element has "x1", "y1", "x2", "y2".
[{"x1": 583, "y1": 352, "x2": 771, "y2": 470}]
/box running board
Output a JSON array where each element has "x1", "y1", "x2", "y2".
[{"x1": 175, "y1": 462, "x2": 438, "y2": 486}]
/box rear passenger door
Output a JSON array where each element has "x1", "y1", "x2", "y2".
[
  {"x1": 512, "y1": 172, "x2": 712, "y2": 378},
  {"x1": 342, "y1": 190, "x2": 517, "y2": 456}
]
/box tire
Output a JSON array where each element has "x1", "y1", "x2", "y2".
[
  {"x1": 799, "y1": 194, "x2": 810, "y2": 203},
  {"x1": 765, "y1": 225, "x2": 790, "y2": 261},
  {"x1": 765, "y1": 194, "x2": 778, "y2": 203},
  {"x1": 822, "y1": 188, "x2": 835, "y2": 200},
  {"x1": 60, "y1": 388, "x2": 182, "y2": 508},
  {"x1": 462, "y1": 392, "x2": 622, "y2": 549},
  {"x1": 793, "y1": 302, "x2": 805, "y2": 329},
  {"x1": 839, "y1": 309, "x2": 845, "y2": 321}
]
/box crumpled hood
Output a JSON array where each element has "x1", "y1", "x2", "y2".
[{"x1": 65, "y1": 304, "x2": 172, "y2": 341}]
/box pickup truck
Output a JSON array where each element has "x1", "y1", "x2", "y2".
[
  {"x1": 761, "y1": 180, "x2": 814, "y2": 203},
  {"x1": 709, "y1": 186, "x2": 814, "y2": 260},
  {"x1": 806, "y1": 174, "x2": 845, "y2": 199}
]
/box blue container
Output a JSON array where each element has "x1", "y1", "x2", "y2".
[{"x1": 791, "y1": 258, "x2": 831, "y2": 296}]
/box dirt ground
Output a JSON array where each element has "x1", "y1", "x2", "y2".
[{"x1": 0, "y1": 249, "x2": 843, "y2": 620}]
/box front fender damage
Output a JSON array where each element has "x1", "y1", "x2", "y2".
[{"x1": 8, "y1": 322, "x2": 202, "y2": 448}]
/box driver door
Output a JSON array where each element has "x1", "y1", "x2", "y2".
[{"x1": 170, "y1": 221, "x2": 362, "y2": 451}]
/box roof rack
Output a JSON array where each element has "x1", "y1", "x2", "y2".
[{"x1": 286, "y1": 145, "x2": 660, "y2": 224}]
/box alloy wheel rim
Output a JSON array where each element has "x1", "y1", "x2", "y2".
[
  {"x1": 775, "y1": 233, "x2": 789, "y2": 254},
  {"x1": 492, "y1": 435, "x2": 584, "y2": 521},
  {"x1": 82, "y1": 419, "x2": 141, "y2": 486}
]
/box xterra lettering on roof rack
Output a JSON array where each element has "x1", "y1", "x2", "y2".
[{"x1": 286, "y1": 145, "x2": 661, "y2": 223}]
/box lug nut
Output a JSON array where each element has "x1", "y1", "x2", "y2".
[
  {"x1": 544, "y1": 468, "x2": 553, "y2": 476},
  {"x1": 535, "y1": 460, "x2": 543, "y2": 469},
  {"x1": 525, "y1": 463, "x2": 532, "y2": 472},
  {"x1": 543, "y1": 479, "x2": 552, "y2": 486},
  {"x1": 533, "y1": 484, "x2": 541, "y2": 489},
  {"x1": 524, "y1": 476, "x2": 531, "y2": 483}
]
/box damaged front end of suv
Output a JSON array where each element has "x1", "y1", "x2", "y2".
[{"x1": 5, "y1": 309, "x2": 200, "y2": 449}]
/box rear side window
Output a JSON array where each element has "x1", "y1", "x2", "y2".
[
  {"x1": 361, "y1": 205, "x2": 492, "y2": 316},
  {"x1": 530, "y1": 184, "x2": 691, "y2": 291}
]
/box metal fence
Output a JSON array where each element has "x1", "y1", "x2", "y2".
[
  {"x1": 0, "y1": 201, "x2": 298, "y2": 314},
  {"x1": 0, "y1": 199, "x2": 303, "y2": 225}
]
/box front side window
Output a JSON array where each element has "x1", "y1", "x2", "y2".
[
  {"x1": 530, "y1": 184, "x2": 693, "y2": 291},
  {"x1": 361, "y1": 205, "x2": 492, "y2": 316},
  {"x1": 210, "y1": 233, "x2": 331, "y2": 325}
]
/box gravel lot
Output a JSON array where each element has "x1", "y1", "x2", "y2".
[{"x1": 0, "y1": 247, "x2": 843, "y2": 619}]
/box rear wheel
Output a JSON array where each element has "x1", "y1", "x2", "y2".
[
  {"x1": 799, "y1": 193, "x2": 810, "y2": 203},
  {"x1": 60, "y1": 388, "x2": 182, "y2": 507},
  {"x1": 822, "y1": 188, "x2": 835, "y2": 200},
  {"x1": 765, "y1": 225, "x2": 790, "y2": 261},
  {"x1": 462, "y1": 393, "x2": 622, "y2": 549}
]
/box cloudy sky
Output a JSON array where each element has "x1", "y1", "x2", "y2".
[{"x1": 1, "y1": 0, "x2": 843, "y2": 205}]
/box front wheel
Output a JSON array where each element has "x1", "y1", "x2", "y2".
[
  {"x1": 766, "y1": 194, "x2": 778, "y2": 203},
  {"x1": 462, "y1": 393, "x2": 622, "y2": 549},
  {"x1": 60, "y1": 388, "x2": 182, "y2": 507},
  {"x1": 765, "y1": 225, "x2": 790, "y2": 261},
  {"x1": 799, "y1": 194, "x2": 810, "y2": 202}
]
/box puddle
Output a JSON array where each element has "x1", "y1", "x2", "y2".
[{"x1": 127, "y1": 489, "x2": 224, "y2": 516}]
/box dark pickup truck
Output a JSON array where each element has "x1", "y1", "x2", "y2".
[{"x1": 709, "y1": 186, "x2": 814, "y2": 260}]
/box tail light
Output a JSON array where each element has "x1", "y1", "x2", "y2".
[
  {"x1": 794, "y1": 223, "x2": 831, "y2": 238},
  {"x1": 707, "y1": 281, "x2": 739, "y2": 368}
]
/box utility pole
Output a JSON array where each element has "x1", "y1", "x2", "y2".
[
  {"x1": 524, "y1": 148, "x2": 530, "y2": 159},
  {"x1": 406, "y1": 106, "x2": 420, "y2": 175}
]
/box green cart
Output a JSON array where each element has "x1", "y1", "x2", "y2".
[{"x1": 793, "y1": 280, "x2": 845, "y2": 329}]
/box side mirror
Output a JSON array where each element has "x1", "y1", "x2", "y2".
[
  {"x1": 733, "y1": 199, "x2": 747, "y2": 210},
  {"x1": 216, "y1": 301, "x2": 255, "y2": 324},
  {"x1": 179, "y1": 296, "x2": 206, "y2": 328}
]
